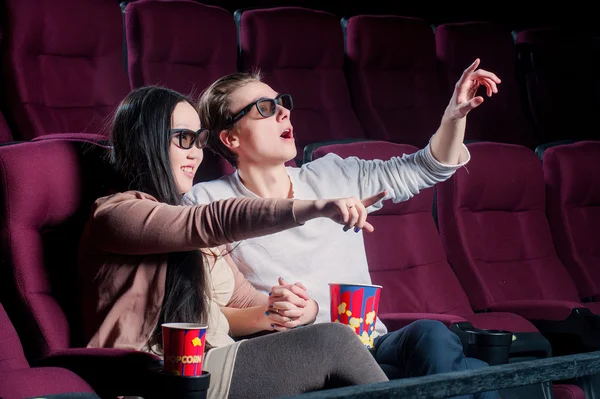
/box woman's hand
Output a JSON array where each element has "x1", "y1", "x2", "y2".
[
  {"x1": 294, "y1": 190, "x2": 388, "y2": 232},
  {"x1": 266, "y1": 278, "x2": 319, "y2": 331}
]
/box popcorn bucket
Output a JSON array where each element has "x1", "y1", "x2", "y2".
[
  {"x1": 329, "y1": 283, "x2": 381, "y2": 348},
  {"x1": 162, "y1": 323, "x2": 207, "y2": 376}
]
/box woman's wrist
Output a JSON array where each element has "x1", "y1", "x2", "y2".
[
  {"x1": 292, "y1": 200, "x2": 326, "y2": 225},
  {"x1": 258, "y1": 306, "x2": 276, "y2": 331}
]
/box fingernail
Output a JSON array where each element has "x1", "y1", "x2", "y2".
[
  {"x1": 354, "y1": 227, "x2": 360, "y2": 233},
  {"x1": 343, "y1": 226, "x2": 350, "y2": 232},
  {"x1": 268, "y1": 292, "x2": 271, "y2": 296},
  {"x1": 265, "y1": 311, "x2": 270, "y2": 316},
  {"x1": 271, "y1": 324, "x2": 275, "y2": 328}
]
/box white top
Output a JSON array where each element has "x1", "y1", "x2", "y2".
[
  {"x1": 203, "y1": 249, "x2": 242, "y2": 399},
  {"x1": 145, "y1": 250, "x2": 247, "y2": 399},
  {"x1": 183, "y1": 142, "x2": 470, "y2": 335}
]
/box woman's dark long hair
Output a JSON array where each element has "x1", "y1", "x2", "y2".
[{"x1": 110, "y1": 86, "x2": 208, "y2": 349}]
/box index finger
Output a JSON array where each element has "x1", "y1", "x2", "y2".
[
  {"x1": 359, "y1": 220, "x2": 375, "y2": 233},
  {"x1": 281, "y1": 277, "x2": 308, "y2": 294},
  {"x1": 456, "y1": 58, "x2": 481, "y2": 87},
  {"x1": 465, "y1": 58, "x2": 480, "y2": 73},
  {"x1": 271, "y1": 286, "x2": 308, "y2": 304},
  {"x1": 288, "y1": 284, "x2": 310, "y2": 300},
  {"x1": 361, "y1": 190, "x2": 387, "y2": 208}
]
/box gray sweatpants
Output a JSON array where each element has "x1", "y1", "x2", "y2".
[{"x1": 229, "y1": 323, "x2": 388, "y2": 398}]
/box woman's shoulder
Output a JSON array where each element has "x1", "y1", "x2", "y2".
[{"x1": 93, "y1": 190, "x2": 159, "y2": 208}]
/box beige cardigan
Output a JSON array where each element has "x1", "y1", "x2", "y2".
[{"x1": 202, "y1": 248, "x2": 263, "y2": 398}]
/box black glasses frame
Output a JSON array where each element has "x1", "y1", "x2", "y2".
[
  {"x1": 170, "y1": 128, "x2": 210, "y2": 149},
  {"x1": 225, "y1": 94, "x2": 293, "y2": 128}
]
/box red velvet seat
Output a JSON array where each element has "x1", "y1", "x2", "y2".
[
  {"x1": 0, "y1": 139, "x2": 160, "y2": 398},
  {"x1": 1, "y1": 0, "x2": 130, "y2": 139},
  {"x1": 237, "y1": 7, "x2": 368, "y2": 165},
  {"x1": 344, "y1": 15, "x2": 447, "y2": 147}
]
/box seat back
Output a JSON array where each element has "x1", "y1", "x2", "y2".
[
  {"x1": 0, "y1": 139, "x2": 114, "y2": 360},
  {"x1": 237, "y1": 7, "x2": 366, "y2": 164},
  {"x1": 516, "y1": 28, "x2": 599, "y2": 143},
  {"x1": 0, "y1": 302, "x2": 28, "y2": 372},
  {"x1": 0, "y1": 28, "x2": 14, "y2": 143},
  {"x1": 435, "y1": 142, "x2": 582, "y2": 310},
  {"x1": 1, "y1": 0, "x2": 130, "y2": 139},
  {"x1": 125, "y1": 0, "x2": 237, "y2": 98},
  {"x1": 435, "y1": 22, "x2": 537, "y2": 147},
  {"x1": 124, "y1": 0, "x2": 237, "y2": 181},
  {"x1": 310, "y1": 140, "x2": 474, "y2": 317},
  {"x1": 0, "y1": 113, "x2": 14, "y2": 143},
  {"x1": 344, "y1": 15, "x2": 446, "y2": 147},
  {"x1": 0, "y1": 301, "x2": 100, "y2": 399},
  {"x1": 541, "y1": 140, "x2": 600, "y2": 300}
]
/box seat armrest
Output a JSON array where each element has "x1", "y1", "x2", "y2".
[
  {"x1": 489, "y1": 301, "x2": 600, "y2": 354},
  {"x1": 35, "y1": 347, "x2": 162, "y2": 398},
  {"x1": 489, "y1": 300, "x2": 585, "y2": 321},
  {"x1": 379, "y1": 312, "x2": 468, "y2": 331}
]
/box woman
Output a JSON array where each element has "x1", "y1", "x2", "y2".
[{"x1": 78, "y1": 85, "x2": 388, "y2": 399}]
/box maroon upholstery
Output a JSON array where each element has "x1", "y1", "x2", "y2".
[
  {"x1": 542, "y1": 140, "x2": 600, "y2": 301},
  {"x1": 0, "y1": 303, "x2": 28, "y2": 373},
  {"x1": 0, "y1": 113, "x2": 14, "y2": 143},
  {"x1": 310, "y1": 140, "x2": 538, "y2": 333},
  {"x1": 435, "y1": 22, "x2": 537, "y2": 148},
  {"x1": 125, "y1": 0, "x2": 237, "y2": 97},
  {"x1": 0, "y1": 303, "x2": 97, "y2": 399},
  {"x1": 516, "y1": 28, "x2": 599, "y2": 143},
  {"x1": 0, "y1": 366, "x2": 97, "y2": 399},
  {"x1": 238, "y1": 7, "x2": 367, "y2": 164},
  {"x1": 31, "y1": 132, "x2": 112, "y2": 147},
  {"x1": 553, "y1": 384, "x2": 587, "y2": 399},
  {"x1": 1, "y1": 0, "x2": 130, "y2": 139},
  {"x1": 0, "y1": 140, "x2": 95, "y2": 358},
  {"x1": 0, "y1": 139, "x2": 136, "y2": 354},
  {"x1": 436, "y1": 142, "x2": 590, "y2": 320},
  {"x1": 0, "y1": 138, "x2": 161, "y2": 397},
  {"x1": 124, "y1": 0, "x2": 237, "y2": 181},
  {"x1": 344, "y1": 16, "x2": 446, "y2": 147},
  {"x1": 0, "y1": 28, "x2": 15, "y2": 143},
  {"x1": 235, "y1": 0, "x2": 345, "y2": 14}
]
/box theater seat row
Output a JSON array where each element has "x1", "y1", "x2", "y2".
[
  {"x1": 308, "y1": 138, "x2": 600, "y2": 398},
  {"x1": 0, "y1": 135, "x2": 596, "y2": 398},
  {"x1": 0, "y1": 0, "x2": 598, "y2": 397},
  {"x1": 0, "y1": 0, "x2": 598, "y2": 164}
]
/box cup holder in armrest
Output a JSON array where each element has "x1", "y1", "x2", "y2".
[
  {"x1": 464, "y1": 328, "x2": 513, "y2": 366},
  {"x1": 466, "y1": 328, "x2": 514, "y2": 346},
  {"x1": 142, "y1": 366, "x2": 211, "y2": 399}
]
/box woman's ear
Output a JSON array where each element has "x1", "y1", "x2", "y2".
[{"x1": 219, "y1": 129, "x2": 240, "y2": 149}]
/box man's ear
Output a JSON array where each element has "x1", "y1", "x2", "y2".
[{"x1": 219, "y1": 129, "x2": 240, "y2": 149}]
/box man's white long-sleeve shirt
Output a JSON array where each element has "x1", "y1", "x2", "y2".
[{"x1": 183, "y1": 143, "x2": 470, "y2": 335}]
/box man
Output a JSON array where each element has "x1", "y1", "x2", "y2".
[{"x1": 184, "y1": 59, "x2": 501, "y2": 399}]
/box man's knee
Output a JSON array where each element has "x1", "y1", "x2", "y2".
[
  {"x1": 403, "y1": 320, "x2": 462, "y2": 351},
  {"x1": 465, "y1": 356, "x2": 491, "y2": 370},
  {"x1": 374, "y1": 320, "x2": 469, "y2": 377}
]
